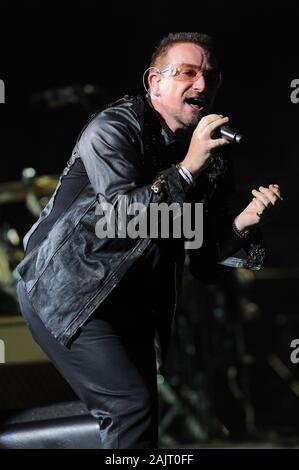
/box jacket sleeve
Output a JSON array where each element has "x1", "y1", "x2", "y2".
[
  {"x1": 188, "y1": 155, "x2": 266, "y2": 280},
  {"x1": 76, "y1": 105, "x2": 187, "y2": 212}
]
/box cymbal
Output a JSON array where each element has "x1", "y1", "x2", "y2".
[{"x1": 0, "y1": 175, "x2": 59, "y2": 204}]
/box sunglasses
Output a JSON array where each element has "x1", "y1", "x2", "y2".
[{"x1": 158, "y1": 63, "x2": 221, "y2": 86}]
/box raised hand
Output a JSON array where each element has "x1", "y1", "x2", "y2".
[{"x1": 234, "y1": 184, "x2": 283, "y2": 232}]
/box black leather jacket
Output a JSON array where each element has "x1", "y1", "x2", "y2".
[{"x1": 16, "y1": 95, "x2": 265, "y2": 346}]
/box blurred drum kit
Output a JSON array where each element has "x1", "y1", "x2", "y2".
[{"x1": 0, "y1": 168, "x2": 58, "y2": 311}]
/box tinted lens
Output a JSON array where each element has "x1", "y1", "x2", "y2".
[
  {"x1": 175, "y1": 65, "x2": 202, "y2": 81},
  {"x1": 161, "y1": 64, "x2": 221, "y2": 86}
]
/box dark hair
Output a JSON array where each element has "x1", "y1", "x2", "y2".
[{"x1": 150, "y1": 32, "x2": 217, "y2": 68}]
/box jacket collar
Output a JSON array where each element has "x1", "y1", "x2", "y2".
[{"x1": 145, "y1": 94, "x2": 176, "y2": 147}]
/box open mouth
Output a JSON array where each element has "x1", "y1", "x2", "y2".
[{"x1": 185, "y1": 97, "x2": 205, "y2": 111}]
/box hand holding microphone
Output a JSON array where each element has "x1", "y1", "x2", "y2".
[{"x1": 181, "y1": 113, "x2": 241, "y2": 179}]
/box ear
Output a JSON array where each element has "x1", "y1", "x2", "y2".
[{"x1": 148, "y1": 72, "x2": 161, "y2": 97}]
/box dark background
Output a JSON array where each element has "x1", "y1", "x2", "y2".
[{"x1": 0, "y1": 3, "x2": 299, "y2": 444}]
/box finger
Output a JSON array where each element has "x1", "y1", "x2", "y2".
[
  {"x1": 252, "y1": 198, "x2": 266, "y2": 219},
  {"x1": 267, "y1": 188, "x2": 283, "y2": 203},
  {"x1": 258, "y1": 186, "x2": 278, "y2": 205},
  {"x1": 269, "y1": 184, "x2": 283, "y2": 200},
  {"x1": 251, "y1": 189, "x2": 270, "y2": 208},
  {"x1": 206, "y1": 116, "x2": 229, "y2": 137},
  {"x1": 199, "y1": 113, "x2": 227, "y2": 126},
  {"x1": 252, "y1": 197, "x2": 266, "y2": 214},
  {"x1": 261, "y1": 185, "x2": 284, "y2": 204},
  {"x1": 210, "y1": 137, "x2": 231, "y2": 148}
]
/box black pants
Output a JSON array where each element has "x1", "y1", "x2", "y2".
[{"x1": 16, "y1": 280, "x2": 159, "y2": 449}]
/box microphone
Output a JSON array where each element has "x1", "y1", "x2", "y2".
[{"x1": 219, "y1": 125, "x2": 243, "y2": 144}]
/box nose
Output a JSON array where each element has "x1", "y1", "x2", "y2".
[{"x1": 192, "y1": 74, "x2": 206, "y2": 92}]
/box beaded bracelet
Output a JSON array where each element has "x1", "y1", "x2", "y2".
[{"x1": 232, "y1": 219, "x2": 253, "y2": 239}]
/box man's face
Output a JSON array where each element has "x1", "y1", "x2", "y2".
[{"x1": 150, "y1": 43, "x2": 220, "y2": 133}]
